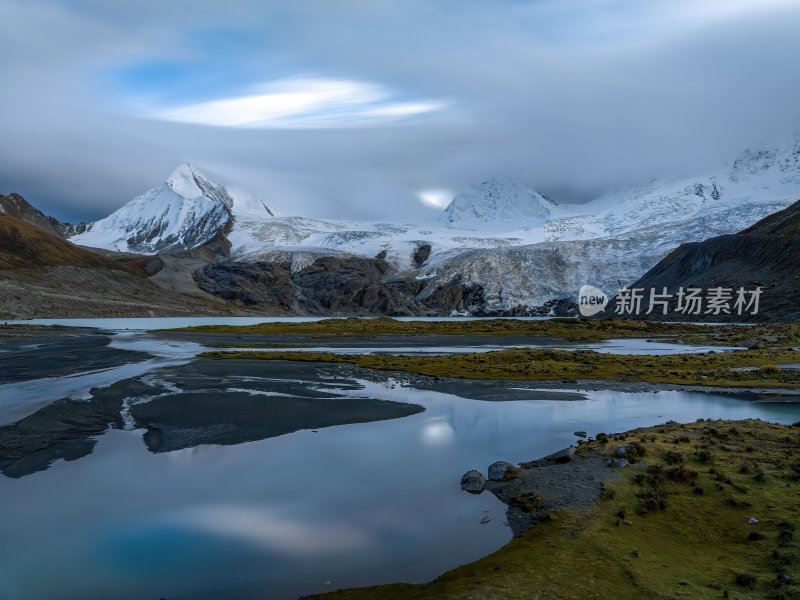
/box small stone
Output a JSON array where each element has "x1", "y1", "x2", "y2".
[
  {"x1": 749, "y1": 517, "x2": 759, "y2": 524},
  {"x1": 613, "y1": 458, "x2": 629, "y2": 468},
  {"x1": 460, "y1": 470, "x2": 486, "y2": 493},
  {"x1": 488, "y1": 461, "x2": 514, "y2": 481}
]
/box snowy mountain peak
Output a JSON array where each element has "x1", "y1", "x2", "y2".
[
  {"x1": 729, "y1": 132, "x2": 800, "y2": 185},
  {"x1": 70, "y1": 164, "x2": 235, "y2": 254},
  {"x1": 166, "y1": 163, "x2": 235, "y2": 211},
  {"x1": 439, "y1": 176, "x2": 556, "y2": 229}
]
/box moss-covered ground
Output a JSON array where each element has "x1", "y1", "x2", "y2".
[
  {"x1": 200, "y1": 347, "x2": 800, "y2": 388},
  {"x1": 165, "y1": 318, "x2": 800, "y2": 347},
  {"x1": 305, "y1": 419, "x2": 800, "y2": 600},
  {"x1": 162, "y1": 317, "x2": 712, "y2": 341}
]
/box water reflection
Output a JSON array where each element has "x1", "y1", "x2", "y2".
[
  {"x1": 1, "y1": 375, "x2": 799, "y2": 600},
  {"x1": 420, "y1": 418, "x2": 456, "y2": 446}
]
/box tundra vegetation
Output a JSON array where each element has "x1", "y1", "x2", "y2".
[
  {"x1": 201, "y1": 346, "x2": 800, "y2": 388},
  {"x1": 172, "y1": 317, "x2": 800, "y2": 347}
]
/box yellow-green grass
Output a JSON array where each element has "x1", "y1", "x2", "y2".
[
  {"x1": 201, "y1": 342, "x2": 313, "y2": 349},
  {"x1": 163, "y1": 317, "x2": 800, "y2": 348},
  {"x1": 200, "y1": 347, "x2": 800, "y2": 388},
  {"x1": 306, "y1": 419, "x2": 800, "y2": 600},
  {"x1": 667, "y1": 323, "x2": 800, "y2": 349},
  {"x1": 162, "y1": 317, "x2": 716, "y2": 341}
]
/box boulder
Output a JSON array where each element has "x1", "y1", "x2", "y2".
[
  {"x1": 616, "y1": 444, "x2": 629, "y2": 458},
  {"x1": 488, "y1": 461, "x2": 514, "y2": 481},
  {"x1": 551, "y1": 446, "x2": 575, "y2": 464},
  {"x1": 460, "y1": 470, "x2": 486, "y2": 493}
]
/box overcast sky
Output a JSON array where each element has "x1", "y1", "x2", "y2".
[{"x1": 2, "y1": 0, "x2": 800, "y2": 223}]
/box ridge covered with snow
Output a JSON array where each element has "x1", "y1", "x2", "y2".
[
  {"x1": 72, "y1": 164, "x2": 273, "y2": 253},
  {"x1": 67, "y1": 134, "x2": 800, "y2": 311},
  {"x1": 438, "y1": 176, "x2": 556, "y2": 230}
]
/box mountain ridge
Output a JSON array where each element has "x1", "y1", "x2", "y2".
[{"x1": 6, "y1": 134, "x2": 800, "y2": 317}]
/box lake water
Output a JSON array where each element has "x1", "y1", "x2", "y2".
[
  {"x1": 0, "y1": 330, "x2": 741, "y2": 426},
  {"x1": 1, "y1": 379, "x2": 799, "y2": 600},
  {"x1": 0, "y1": 325, "x2": 792, "y2": 600}
]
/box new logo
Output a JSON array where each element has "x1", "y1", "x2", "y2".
[{"x1": 578, "y1": 285, "x2": 608, "y2": 316}]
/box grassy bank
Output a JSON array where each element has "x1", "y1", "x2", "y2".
[
  {"x1": 165, "y1": 317, "x2": 714, "y2": 341},
  {"x1": 165, "y1": 317, "x2": 800, "y2": 347},
  {"x1": 200, "y1": 347, "x2": 800, "y2": 388},
  {"x1": 306, "y1": 419, "x2": 800, "y2": 600}
]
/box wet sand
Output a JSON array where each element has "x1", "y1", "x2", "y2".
[
  {"x1": 0, "y1": 327, "x2": 149, "y2": 383},
  {"x1": 0, "y1": 358, "x2": 423, "y2": 477}
]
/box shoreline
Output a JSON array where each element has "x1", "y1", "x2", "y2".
[
  {"x1": 483, "y1": 446, "x2": 619, "y2": 537},
  {"x1": 306, "y1": 418, "x2": 800, "y2": 599}
]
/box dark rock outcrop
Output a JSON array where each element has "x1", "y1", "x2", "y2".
[
  {"x1": 412, "y1": 243, "x2": 431, "y2": 268},
  {"x1": 196, "y1": 255, "x2": 497, "y2": 316},
  {"x1": 607, "y1": 198, "x2": 800, "y2": 321},
  {"x1": 195, "y1": 261, "x2": 297, "y2": 311}
]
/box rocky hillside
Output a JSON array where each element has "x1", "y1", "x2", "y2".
[
  {"x1": 609, "y1": 198, "x2": 800, "y2": 321},
  {"x1": 0, "y1": 207, "x2": 255, "y2": 319},
  {"x1": 194, "y1": 252, "x2": 573, "y2": 316},
  {"x1": 0, "y1": 193, "x2": 86, "y2": 239},
  {"x1": 0, "y1": 212, "x2": 136, "y2": 270}
]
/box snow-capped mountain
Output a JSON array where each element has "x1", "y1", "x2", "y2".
[
  {"x1": 67, "y1": 134, "x2": 800, "y2": 314},
  {"x1": 439, "y1": 176, "x2": 556, "y2": 230},
  {"x1": 72, "y1": 164, "x2": 250, "y2": 253}
]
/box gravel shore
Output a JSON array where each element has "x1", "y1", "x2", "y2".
[{"x1": 484, "y1": 448, "x2": 618, "y2": 537}]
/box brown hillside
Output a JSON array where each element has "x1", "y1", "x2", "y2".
[{"x1": 0, "y1": 212, "x2": 141, "y2": 273}]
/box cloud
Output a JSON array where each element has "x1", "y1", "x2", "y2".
[
  {"x1": 152, "y1": 76, "x2": 448, "y2": 128},
  {"x1": 1, "y1": 0, "x2": 799, "y2": 223},
  {"x1": 417, "y1": 189, "x2": 453, "y2": 209}
]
